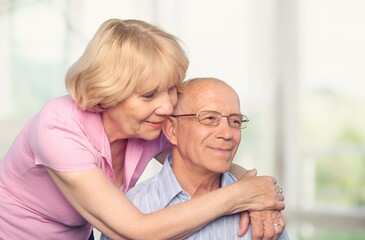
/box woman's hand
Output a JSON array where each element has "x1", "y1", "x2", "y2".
[
  {"x1": 232, "y1": 169, "x2": 285, "y2": 213},
  {"x1": 235, "y1": 169, "x2": 286, "y2": 239}
]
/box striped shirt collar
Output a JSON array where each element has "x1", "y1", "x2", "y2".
[{"x1": 157, "y1": 154, "x2": 237, "y2": 208}]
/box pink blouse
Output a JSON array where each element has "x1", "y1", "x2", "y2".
[{"x1": 0, "y1": 95, "x2": 170, "y2": 239}]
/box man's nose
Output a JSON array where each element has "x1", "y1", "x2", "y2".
[{"x1": 215, "y1": 117, "x2": 234, "y2": 138}]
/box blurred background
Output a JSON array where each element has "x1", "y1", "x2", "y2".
[{"x1": 1, "y1": 0, "x2": 364, "y2": 239}]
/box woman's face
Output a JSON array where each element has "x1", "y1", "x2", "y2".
[{"x1": 103, "y1": 86, "x2": 178, "y2": 141}]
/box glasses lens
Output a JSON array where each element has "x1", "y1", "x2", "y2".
[
  {"x1": 228, "y1": 114, "x2": 244, "y2": 128},
  {"x1": 198, "y1": 111, "x2": 221, "y2": 126}
]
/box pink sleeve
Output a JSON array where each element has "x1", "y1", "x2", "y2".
[{"x1": 29, "y1": 106, "x2": 99, "y2": 172}]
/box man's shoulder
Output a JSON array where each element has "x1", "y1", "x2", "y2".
[
  {"x1": 221, "y1": 172, "x2": 237, "y2": 187},
  {"x1": 125, "y1": 174, "x2": 166, "y2": 213},
  {"x1": 126, "y1": 174, "x2": 160, "y2": 198}
]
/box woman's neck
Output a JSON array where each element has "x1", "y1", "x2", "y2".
[
  {"x1": 110, "y1": 140, "x2": 128, "y2": 188},
  {"x1": 101, "y1": 110, "x2": 127, "y2": 144}
]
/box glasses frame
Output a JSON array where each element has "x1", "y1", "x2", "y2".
[{"x1": 171, "y1": 110, "x2": 249, "y2": 129}]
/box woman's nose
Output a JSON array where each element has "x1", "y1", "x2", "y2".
[{"x1": 155, "y1": 92, "x2": 174, "y2": 115}]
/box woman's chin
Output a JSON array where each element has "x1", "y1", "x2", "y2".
[{"x1": 140, "y1": 129, "x2": 162, "y2": 141}]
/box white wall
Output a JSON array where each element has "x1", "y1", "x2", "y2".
[{"x1": 1, "y1": 0, "x2": 365, "y2": 239}]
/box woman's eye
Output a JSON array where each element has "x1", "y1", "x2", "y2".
[
  {"x1": 142, "y1": 91, "x2": 157, "y2": 99},
  {"x1": 168, "y1": 86, "x2": 177, "y2": 93}
]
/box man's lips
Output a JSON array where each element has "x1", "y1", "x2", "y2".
[{"x1": 209, "y1": 146, "x2": 234, "y2": 152}]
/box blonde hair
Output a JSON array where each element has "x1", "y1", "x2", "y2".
[{"x1": 65, "y1": 19, "x2": 189, "y2": 112}]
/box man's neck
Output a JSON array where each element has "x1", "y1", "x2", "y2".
[{"x1": 171, "y1": 156, "x2": 222, "y2": 198}]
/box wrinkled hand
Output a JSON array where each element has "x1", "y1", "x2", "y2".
[
  {"x1": 236, "y1": 169, "x2": 285, "y2": 238},
  {"x1": 236, "y1": 169, "x2": 257, "y2": 237},
  {"x1": 237, "y1": 211, "x2": 250, "y2": 237},
  {"x1": 234, "y1": 169, "x2": 285, "y2": 213},
  {"x1": 249, "y1": 210, "x2": 286, "y2": 240}
]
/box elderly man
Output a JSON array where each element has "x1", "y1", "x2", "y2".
[{"x1": 102, "y1": 78, "x2": 288, "y2": 239}]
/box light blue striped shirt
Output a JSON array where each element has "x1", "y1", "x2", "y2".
[{"x1": 101, "y1": 154, "x2": 289, "y2": 239}]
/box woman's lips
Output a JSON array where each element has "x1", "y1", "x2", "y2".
[{"x1": 146, "y1": 120, "x2": 164, "y2": 128}]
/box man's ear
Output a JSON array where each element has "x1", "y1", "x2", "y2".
[{"x1": 162, "y1": 117, "x2": 177, "y2": 145}]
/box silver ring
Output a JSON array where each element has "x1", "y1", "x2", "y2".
[
  {"x1": 278, "y1": 186, "x2": 282, "y2": 194},
  {"x1": 274, "y1": 223, "x2": 281, "y2": 227}
]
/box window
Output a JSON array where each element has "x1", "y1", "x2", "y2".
[
  {"x1": 1, "y1": 1, "x2": 364, "y2": 239},
  {"x1": 294, "y1": 0, "x2": 365, "y2": 238}
]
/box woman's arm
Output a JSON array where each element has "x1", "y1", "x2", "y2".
[{"x1": 46, "y1": 167, "x2": 284, "y2": 240}]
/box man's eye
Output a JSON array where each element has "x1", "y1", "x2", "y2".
[
  {"x1": 231, "y1": 119, "x2": 242, "y2": 127},
  {"x1": 229, "y1": 116, "x2": 243, "y2": 127},
  {"x1": 202, "y1": 115, "x2": 218, "y2": 122}
]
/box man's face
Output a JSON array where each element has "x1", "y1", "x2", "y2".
[{"x1": 171, "y1": 82, "x2": 242, "y2": 177}]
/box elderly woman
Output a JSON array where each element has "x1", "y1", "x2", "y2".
[{"x1": 0, "y1": 19, "x2": 284, "y2": 239}]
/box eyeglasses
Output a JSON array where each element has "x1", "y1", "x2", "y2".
[{"x1": 171, "y1": 110, "x2": 249, "y2": 129}]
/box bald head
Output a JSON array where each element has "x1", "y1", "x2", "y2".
[{"x1": 174, "y1": 77, "x2": 240, "y2": 114}]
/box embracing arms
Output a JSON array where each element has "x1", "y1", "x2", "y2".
[{"x1": 46, "y1": 167, "x2": 284, "y2": 240}]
